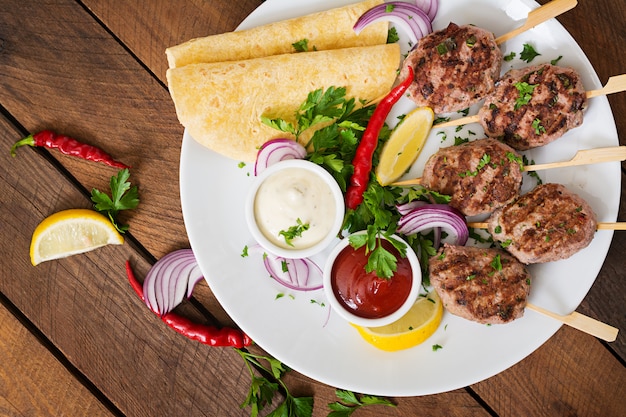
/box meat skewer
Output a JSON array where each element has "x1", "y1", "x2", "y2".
[
  {"x1": 434, "y1": 69, "x2": 626, "y2": 150},
  {"x1": 466, "y1": 183, "x2": 624, "y2": 264},
  {"x1": 392, "y1": 139, "x2": 626, "y2": 217},
  {"x1": 400, "y1": 0, "x2": 577, "y2": 113},
  {"x1": 393, "y1": 144, "x2": 626, "y2": 184},
  {"x1": 401, "y1": 138, "x2": 525, "y2": 217},
  {"x1": 429, "y1": 244, "x2": 618, "y2": 342}
]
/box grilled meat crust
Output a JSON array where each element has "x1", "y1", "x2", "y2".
[
  {"x1": 487, "y1": 183, "x2": 598, "y2": 264},
  {"x1": 478, "y1": 64, "x2": 587, "y2": 150},
  {"x1": 401, "y1": 23, "x2": 502, "y2": 114},
  {"x1": 429, "y1": 244, "x2": 531, "y2": 324},
  {"x1": 421, "y1": 138, "x2": 523, "y2": 216}
]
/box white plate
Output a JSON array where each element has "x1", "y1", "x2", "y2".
[{"x1": 180, "y1": 0, "x2": 620, "y2": 396}]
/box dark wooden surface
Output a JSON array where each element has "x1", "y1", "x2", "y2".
[{"x1": 0, "y1": 0, "x2": 624, "y2": 416}]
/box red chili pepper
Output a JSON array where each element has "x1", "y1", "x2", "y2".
[
  {"x1": 10, "y1": 130, "x2": 130, "y2": 169},
  {"x1": 125, "y1": 260, "x2": 252, "y2": 348},
  {"x1": 345, "y1": 67, "x2": 414, "y2": 210}
]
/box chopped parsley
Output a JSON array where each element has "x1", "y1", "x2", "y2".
[
  {"x1": 432, "y1": 344, "x2": 443, "y2": 351},
  {"x1": 503, "y1": 51, "x2": 516, "y2": 61},
  {"x1": 514, "y1": 81, "x2": 537, "y2": 110},
  {"x1": 292, "y1": 38, "x2": 309, "y2": 52},
  {"x1": 459, "y1": 153, "x2": 491, "y2": 177},
  {"x1": 532, "y1": 118, "x2": 546, "y2": 135},
  {"x1": 278, "y1": 218, "x2": 310, "y2": 246},
  {"x1": 520, "y1": 43, "x2": 541, "y2": 62},
  {"x1": 387, "y1": 26, "x2": 400, "y2": 43}
]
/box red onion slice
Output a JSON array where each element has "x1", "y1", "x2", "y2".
[
  {"x1": 142, "y1": 249, "x2": 205, "y2": 316},
  {"x1": 263, "y1": 254, "x2": 323, "y2": 291},
  {"x1": 397, "y1": 204, "x2": 469, "y2": 246},
  {"x1": 353, "y1": 2, "x2": 434, "y2": 46},
  {"x1": 254, "y1": 138, "x2": 307, "y2": 175},
  {"x1": 415, "y1": 0, "x2": 439, "y2": 21}
]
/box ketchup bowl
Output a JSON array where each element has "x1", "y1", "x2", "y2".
[
  {"x1": 323, "y1": 231, "x2": 422, "y2": 327},
  {"x1": 245, "y1": 159, "x2": 345, "y2": 259}
]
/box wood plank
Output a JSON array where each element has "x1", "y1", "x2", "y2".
[
  {"x1": 472, "y1": 325, "x2": 626, "y2": 417},
  {"x1": 0, "y1": 0, "x2": 188, "y2": 261},
  {"x1": 0, "y1": 116, "x2": 253, "y2": 417},
  {"x1": 0, "y1": 303, "x2": 115, "y2": 417},
  {"x1": 84, "y1": 0, "x2": 264, "y2": 81}
]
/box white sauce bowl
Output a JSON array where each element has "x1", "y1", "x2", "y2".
[{"x1": 245, "y1": 159, "x2": 345, "y2": 259}]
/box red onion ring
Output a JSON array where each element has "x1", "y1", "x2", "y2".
[
  {"x1": 262, "y1": 254, "x2": 323, "y2": 291},
  {"x1": 397, "y1": 204, "x2": 469, "y2": 246},
  {"x1": 254, "y1": 138, "x2": 307, "y2": 175},
  {"x1": 353, "y1": 2, "x2": 434, "y2": 46},
  {"x1": 142, "y1": 249, "x2": 204, "y2": 316}
]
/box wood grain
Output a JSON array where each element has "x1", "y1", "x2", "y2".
[
  {"x1": 0, "y1": 303, "x2": 115, "y2": 417},
  {"x1": 0, "y1": 0, "x2": 624, "y2": 416}
]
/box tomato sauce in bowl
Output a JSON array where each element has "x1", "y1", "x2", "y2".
[
  {"x1": 323, "y1": 232, "x2": 421, "y2": 327},
  {"x1": 331, "y1": 239, "x2": 413, "y2": 319}
]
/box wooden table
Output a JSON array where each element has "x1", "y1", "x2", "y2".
[{"x1": 1, "y1": 0, "x2": 624, "y2": 416}]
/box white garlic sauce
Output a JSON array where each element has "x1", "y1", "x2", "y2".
[{"x1": 254, "y1": 167, "x2": 336, "y2": 249}]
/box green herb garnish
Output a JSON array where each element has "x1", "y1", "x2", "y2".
[
  {"x1": 279, "y1": 218, "x2": 310, "y2": 246},
  {"x1": 90, "y1": 168, "x2": 139, "y2": 233},
  {"x1": 514, "y1": 81, "x2": 537, "y2": 109},
  {"x1": 292, "y1": 38, "x2": 309, "y2": 52},
  {"x1": 532, "y1": 118, "x2": 546, "y2": 135},
  {"x1": 520, "y1": 43, "x2": 541, "y2": 62},
  {"x1": 237, "y1": 350, "x2": 313, "y2": 417},
  {"x1": 328, "y1": 390, "x2": 395, "y2": 417}
]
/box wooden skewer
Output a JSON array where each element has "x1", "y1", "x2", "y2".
[
  {"x1": 526, "y1": 303, "x2": 618, "y2": 342},
  {"x1": 434, "y1": 74, "x2": 626, "y2": 129},
  {"x1": 391, "y1": 146, "x2": 626, "y2": 186},
  {"x1": 495, "y1": 0, "x2": 578, "y2": 44},
  {"x1": 467, "y1": 221, "x2": 626, "y2": 231}
]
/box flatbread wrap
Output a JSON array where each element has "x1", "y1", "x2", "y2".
[
  {"x1": 167, "y1": 43, "x2": 401, "y2": 162},
  {"x1": 166, "y1": 0, "x2": 387, "y2": 68}
]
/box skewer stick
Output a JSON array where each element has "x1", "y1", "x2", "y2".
[
  {"x1": 433, "y1": 74, "x2": 626, "y2": 129},
  {"x1": 495, "y1": 0, "x2": 578, "y2": 44},
  {"x1": 391, "y1": 146, "x2": 626, "y2": 187},
  {"x1": 467, "y1": 221, "x2": 626, "y2": 231},
  {"x1": 526, "y1": 303, "x2": 618, "y2": 342}
]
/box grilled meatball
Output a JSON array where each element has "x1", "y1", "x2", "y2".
[
  {"x1": 429, "y1": 244, "x2": 531, "y2": 324},
  {"x1": 421, "y1": 138, "x2": 523, "y2": 216},
  {"x1": 401, "y1": 22, "x2": 502, "y2": 114},
  {"x1": 487, "y1": 183, "x2": 597, "y2": 264},
  {"x1": 478, "y1": 64, "x2": 587, "y2": 150}
]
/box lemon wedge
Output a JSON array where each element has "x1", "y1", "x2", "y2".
[
  {"x1": 375, "y1": 106, "x2": 434, "y2": 186},
  {"x1": 352, "y1": 291, "x2": 443, "y2": 352},
  {"x1": 30, "y1": 209, "x2": 124, "y2": 266}
]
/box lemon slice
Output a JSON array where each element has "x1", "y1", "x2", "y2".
[
  {"x1": 352, "y1": 291, "x2": 443, "y2": 352},
  {"x1": 30, "y1": 209, "x2": 124, "y2": 266},
  {"x1": 375, "y1": 106, "x2": 434, "y2": 186}
]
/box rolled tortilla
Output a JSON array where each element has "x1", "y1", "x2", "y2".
[
  {"x1": 167, "y1": 43, "x2": 401, "y2": 162},
  {"x1": 166, "y1": 0, "x2": 387, "y2": 69}
]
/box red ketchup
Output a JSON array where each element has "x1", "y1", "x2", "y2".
[{"x1": 330, "y1": 239, "x2": 413, "y2": 319}]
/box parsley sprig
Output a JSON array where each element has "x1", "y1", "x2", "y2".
[
  {"x1": 328, "y1": 389, "x2": 395, "y2": 417},
  {"x1": 237, "y1": 349, "x2": 313, "y2": 417},
  {"x1": 90, "y1": 168, "x2": 139, "y2": 233},
  {"x1": 279, "y1": 218, "x2": 310, "y2": 246}
]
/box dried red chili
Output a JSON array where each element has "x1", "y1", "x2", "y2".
[
  {"x1": 11, "y1": 130, "x2": 130, "y2": 169},
  {"x1": 345, "y1": 67, "x2": 414, "y2": 210},
  {"x1": 125, "y1": 260, "x2": 252, "y2": 348}
]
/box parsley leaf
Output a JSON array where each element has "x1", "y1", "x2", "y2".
[
  {"x1": 514, "y1": 81, "x2": 537, "y2": 110},
  {"x1": 278, "y1": 218, "x2": 310, "y2": 246},
  {"x1": 90, "y1": 168, "x2": 139, "y2": 233},
  {"x1": 237, "y1": 350, "x2": 313, "y2": 417},
  {"x1": 328, "y1": 390, "x2": 395, "y2": 417},
  {"x1": 292, "y1": 38, "x2": 309, "y2": 52},
  {"x1": 520, "y1": 43, "x2": 541, "y2": 63}
]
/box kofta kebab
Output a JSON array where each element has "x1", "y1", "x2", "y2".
[{"x1": 391, "y1": 0, "x2": 622, "y2": 340}]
